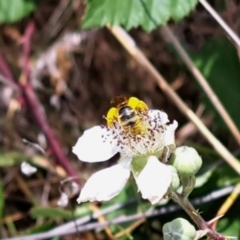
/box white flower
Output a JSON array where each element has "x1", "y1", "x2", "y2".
[{"x1": 73, "y1": 109, "x2": 178, "y2": 205}]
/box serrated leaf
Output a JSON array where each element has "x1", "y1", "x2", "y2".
[
  {"x1": 83, "y1": 0, "x2": 198, "y2": 32},
  {"x1": 0, "y1": 0, "x2": 37, "y2": 24},
  {"x1": 170, "y1": 0, "x2": 198, "y2": 21}
]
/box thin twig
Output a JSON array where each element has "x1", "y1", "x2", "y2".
[
  {"x1": 107, "y1": 25, "x2": 240, "y2": 175},
  {"x1": 171, "y1": 192, "x2": 224, "y2": 240},
  {"x1": 0, "y1": 53, "x2": 15, "y2": 82},
  {"x1": 20, "y1": 22, "x2": 35, "y2": 84},
  {"x1": 1, "y1": 185, "x2": 235, "y2": 240},
  {"x1": 0, "y1": 73, "x2": 20, "y2": 92},
  {"x1": 199, "y1": 0, "x2": 240, "y2": 48},
  {"x1": 161, "y1": 26, "x2": 240, "y2": 146}
]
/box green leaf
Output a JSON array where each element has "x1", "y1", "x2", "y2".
[
  {"x1": 131, "y1": 156, "x2": 148, "y2": 177},
  {"x1": 0, "y1": 0, "x2": 37, "y2": 24},
  {"x1": 83, "y1": 0, "x2": 198, "y2": 32},
  {"x1": 189, "y1": 38, "x2": 240, "y2": 130},
  {"x1": 0, "y1": 152, "x2": 25, "y2": 167},
  {"x1": 0, "y1": 181, "x2": 4, "y2": 219},
  {"x1": 170, "y1": 0, "x2": 198, "y2": 21},
  {"x1": 24, "y1": 220, "x2": 54, "y2": 234},
  {"x1": 74, "y1": 202, "x2": 92, "y2": 216},
  {"x1": 30, "y1": 207, "x2": 73, "y2": 219}
]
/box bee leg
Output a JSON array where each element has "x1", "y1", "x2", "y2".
[{"x1": 106, "y1": 107, "x2": 118, "y2": 127}]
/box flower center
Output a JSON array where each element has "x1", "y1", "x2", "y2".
[{"x1": 103, "y1": 111, "x2": 168, "y2": 157}]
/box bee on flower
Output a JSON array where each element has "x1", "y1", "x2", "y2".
[
  {"x1": 106, "y1": 96, "x2": 149, "y2": 135},
  {"x1": 73, "y1": 96, "x2": 178, "y2": 205}
]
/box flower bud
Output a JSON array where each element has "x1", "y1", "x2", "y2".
[
  {"x1": 163, "y1": 218, "x2": 196, "y2": 240},
  {"x1": 168, "y1": 165, "x2": 180, "y2": 191},
  {"x1": 169, "y1": 146, "x2": 202, "y2": 177}
]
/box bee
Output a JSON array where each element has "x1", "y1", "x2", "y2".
[{"x1": 106, "y1": 96, "x2": 148, "y2": 134}]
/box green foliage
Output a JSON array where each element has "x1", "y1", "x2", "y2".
[
  {"x1": 163, "y1": 218, "x2": 196, "y2": 240},
  {"x1": 0, "y1": 0, "x2": 37, "y2": 24},
  {"x1": 82, "y1": 0, "x2": 198, "y2": 32},
  {"x1": 101, "y1": 180, "x2": 152, "y2": 236},
  {"x1": 30, "y1": 203, "x2": 92, "y2": 220},
  {"x1": 131, "y1": 156, "x2": 148, "y2": 177},
  {"x1": 0, "y1": 152, "x2": 24, "y2": 167},
  {"x1": 30, "y1": 207, "x2": 73, "y2": 219},
  {"x1": 0, "y1": 181, "x2": 4, "y2": 220},
  {"x1": 74, "y1": 202, "x2": 92, "y2": 216},
  {"x1": 24, "y1": 221, "x2": 54, "y2": 234},
  {"x1": 189, "y1": 38, "x2": 240, "y2": 130},
  {"x1": 217, "y1": 202, "x2": 240, "y2": 239}
]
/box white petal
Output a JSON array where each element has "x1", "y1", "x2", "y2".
[
  {"x1": 77, "y1": 159, "x2": 131, "y2": 203},
  {"x1": 148, "y1": 110, "x2": 169, "y2": 125},
  {"x1": 21, "y1": 162, "x2": 37, "y2": 176},
  {"x1": 57, "y1": 193, "x2": 69, "y2": 207},
  {"x1": 71, "y1": 182, "x2": 80, "y2": 195},
  {"x1": 165, "y1": 120, "x2": 178, "y2": 146},
  {"x1": 72, "y1": 126, "x2": 119, "y2": 162},
  {"x1": 133, "y1": 156, "x2": 172, "y2": 205}
]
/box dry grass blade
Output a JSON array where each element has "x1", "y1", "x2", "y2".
[
  {"x1": 199, "y1": 0, "x2": 240, "y2": 48},
  {"x1": 90, "y1": 204, "x2": 114, "y2": 239},
  {"x1": 1, "y1": 186, "x2": 235, "y2": 240},
  {"x1": 212, "y1": 182, "x2": 240, "y2": 230},
  {"x1": 113, "y1": 218, "x2": 146, "y2": 239},
  {"x1": 107, "y1": 25, "x2": 240, "y2": 175},
  {"x1": 161, "y1": 26, "x2": 240, "y2": 146},
  {"x1": 15, "y1": 175, "x2": 38, "y2": 206}
]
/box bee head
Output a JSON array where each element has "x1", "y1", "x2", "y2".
[{"x1": 110, "y1": 96, "x2": 128, "y2": 107}]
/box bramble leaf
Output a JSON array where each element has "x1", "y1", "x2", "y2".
[
  {"x1": 0, "y1": 0, "x2": 37, "y2": 24},
  {"x1": 83, "y1": 0, "x2": 198, "y2": 32}
]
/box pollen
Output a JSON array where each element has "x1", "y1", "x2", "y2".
[{"x1": 104, "y1": 110, "x2": 171, "y2": 158}]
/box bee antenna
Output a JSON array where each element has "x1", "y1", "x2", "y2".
[{"x1": 110, "y1": 99, "x2": 115, "y2": 104}]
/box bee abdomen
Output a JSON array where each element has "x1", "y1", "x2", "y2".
[
  {"x1": 119, "y1": 107, "x2": 135, "y2": 120},
  {"x1": 118, "y1": 106, "x2": 139, "y2": 127}
]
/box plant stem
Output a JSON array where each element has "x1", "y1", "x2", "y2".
[
  {"x1": 171, "y1": 192, "x2": 224, "y2": 240},
  {"x1": 0, "y1": 22, "x2": 80, "y2": 184}
]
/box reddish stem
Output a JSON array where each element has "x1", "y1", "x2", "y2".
[
  {"x1": 0, "y1": 22, "x2": 80, "y2": 184},
  {"x1": 21, "y1": 82, "x2": 80, "y2": 182},
  {"x1": 0, "y1": 53, "x2": 15, "y2": 82},
  {"x1": 21, "y1": 21, "x2": 35, "y2": 83}
]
